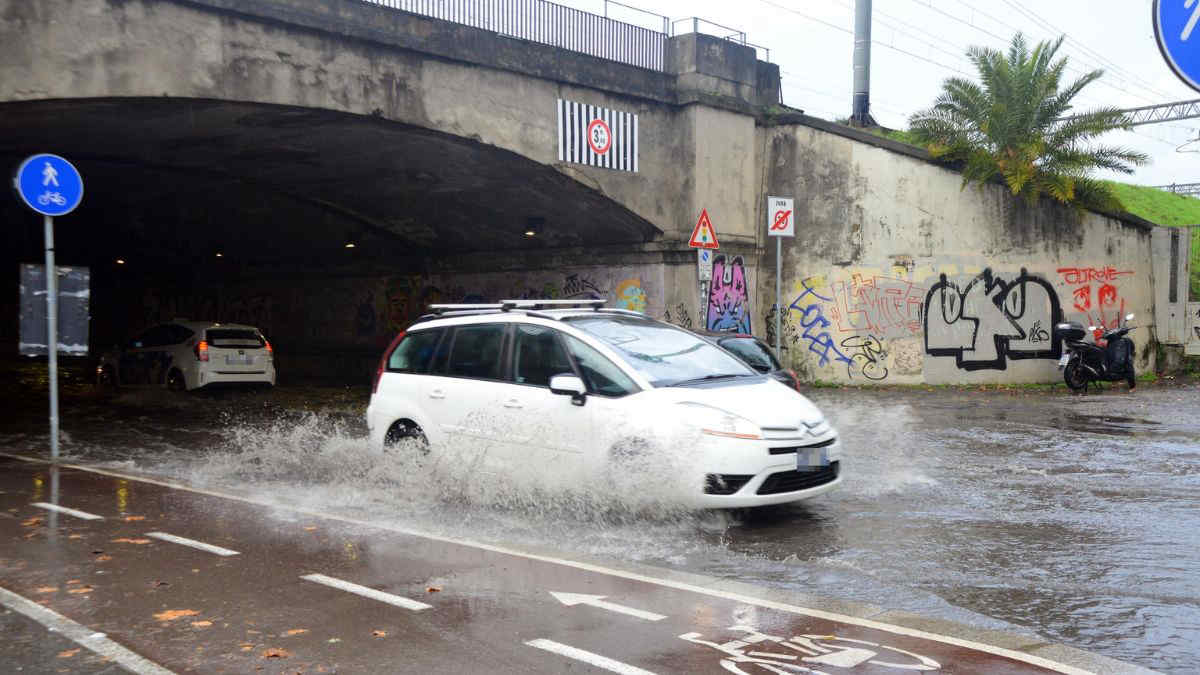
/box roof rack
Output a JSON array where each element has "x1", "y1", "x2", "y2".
[{"x1": 427, "y1": 299, "x2": 606, "y2": 314}]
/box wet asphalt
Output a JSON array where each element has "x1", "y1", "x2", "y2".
[{"x1": 0, "y1": 359, "x2": 1197, "y2": 673}]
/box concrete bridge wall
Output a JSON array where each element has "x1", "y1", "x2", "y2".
[{"x1": 757, "y1": 117, "x2": 1158, "y2": 385}]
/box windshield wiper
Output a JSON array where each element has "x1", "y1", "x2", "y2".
[{"x1": 668, "y1": 373, "x2": 748, "y2": 386}]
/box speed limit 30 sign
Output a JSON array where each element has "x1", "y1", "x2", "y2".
[{"x1": 557, "y1": 98, "x2": 639, "y2": 172}]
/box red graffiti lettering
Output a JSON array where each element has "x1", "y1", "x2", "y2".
[{"x1": 1072, "y1": 285, "x2": 1091, "y2": 312}]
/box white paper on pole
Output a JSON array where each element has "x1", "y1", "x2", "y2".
[{"x1": 766, "y1": 196, "x2": 795, "y2": 237}]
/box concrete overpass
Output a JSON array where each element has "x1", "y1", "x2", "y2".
[{"x1": 1, "y1": 0, "x2": 781, "y2": 371}]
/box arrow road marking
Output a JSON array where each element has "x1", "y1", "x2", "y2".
[
  {"x1": 32, "y1": 502, "x2": 103, "y2": 520},
  {"x1": 526, "y1": 639, "x2": 658, "y2": 675},
  {"x1": 300, "y1": 573, "x2": 431, "y2": 611},
  {"x1": 550, "y1": 591, "x2": 666, "y2": 621}
]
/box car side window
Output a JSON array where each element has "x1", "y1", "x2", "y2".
[
  {"x1": 445, "y1": 324, "x2": 506, "y2": 381},
  {"x1": 170, "y1": 325, "x2": 195, "y2": 345},
  {"x1": 563, "y1": 335, "x2": 638, "y2": 397},
  {"x1": 512, "y1": 325, "x2": 573, "y2": 387},
  {"x1": 141, "y1": 325, "x2": 173, "y2": 348},
  {"x1": 719, "y1": 337, "x2": 776, "y2": 373},
  {"x1": 388, "y1": 329, "x2": 443, "y2": 373}
]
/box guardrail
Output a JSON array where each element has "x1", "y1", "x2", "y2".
[{"x1": 363, "y1": 0, "x2": 668, "y2": 71}]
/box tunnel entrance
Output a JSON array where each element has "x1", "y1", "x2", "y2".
[{"x1": 2, "y1": 98, "x2": 662, "y2": 383}]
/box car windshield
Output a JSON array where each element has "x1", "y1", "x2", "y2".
[
  {"x1": 566, "y1": 316, "x2": 755, "y2": 387},
  {"x1": 718, "y1": 336, "x2": 782, "y2": 373}
]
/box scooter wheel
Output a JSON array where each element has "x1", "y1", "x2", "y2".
[{"x1": 1063, "y1": 361, "x2": 1088, "y2": 392}]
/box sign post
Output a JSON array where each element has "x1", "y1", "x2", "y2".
[
  {"x1": 1153, "y1": 0, "x2": 1200, "y2": 93},
  {"x1": 13, "y1": 154, "x2": 84, "y2": 462},
  {"x1": 689, "y1": 209, "x2": 720, "y2": 330},
  {"x1": 767, "y1": 196, "x2": 795, "y2": 357}
]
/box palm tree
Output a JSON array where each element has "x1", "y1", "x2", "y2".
[{"x1": 908, "y1": 33, "x2": 1148, "y2": 212}]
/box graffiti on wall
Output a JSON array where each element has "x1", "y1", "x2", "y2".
[
  {"x1": 1057, "y1": 266, "x2": 1134, "y2": 339},
  {"x1": 924, "y1": 268, "x2": 1062, "y2": 371},
  {"x1": 614, "y1": 278, "x2": 648, "y2": 312},
  {"x1": 706, "y1": 255, "x2": 751, "y2": 333},
  {"x1": 664, "y1": 302, "x2": 694, "y2": 330},
  {"x1": 827, "y1": 274, "x2": 926, "y2": 338}
]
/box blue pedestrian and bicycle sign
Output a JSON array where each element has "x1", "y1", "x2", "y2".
[
  {"x1": 14, "y1": 154, "x2": 84, "y2": 216},
  {"x1": 1154, "y1": 0, "x2": 1200, "y2": 92}
]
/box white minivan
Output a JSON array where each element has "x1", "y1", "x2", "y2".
[{"x1": 366, "y1": 301, "x2": 841, "y2": 508}]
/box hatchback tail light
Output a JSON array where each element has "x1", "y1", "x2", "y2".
[
  {"x1": 194, "y1": 340, "x2": 209, "y2": 362},
  {"x1": 264, "y1": 339, "x2": 273, "y2": 358},
  {"x1": 374, "y1": 332, "x2": 405, "y2": 394}
]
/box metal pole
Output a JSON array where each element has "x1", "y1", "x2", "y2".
[
  {"x1": 852, "y1": 0, "x2": 872, "y2": 126},
  {"x1": 44, "y1": 214, "x2": 59, "y2": 462},
  {"x1": 775, "y1": 236, "x2": 782, "y2": 359}
]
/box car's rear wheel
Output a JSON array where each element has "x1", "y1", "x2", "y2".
[
  {"x1": 166, "y1": 369, "x2": 187, "y2": 392},
  {"x1": 383, "y1": 421, "x2": 429, "y2": 457}
]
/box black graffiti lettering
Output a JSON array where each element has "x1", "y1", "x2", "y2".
[
  {"x1": 923, "y1": 268, "x2": 1062, "y2": 371},
  {"x1": 841, "y1": 335, "x2": 889, "y2": 380}
]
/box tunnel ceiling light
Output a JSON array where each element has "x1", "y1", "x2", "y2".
[
  {"x1": 115, "y1": 259, "x2": 126, "y2": 265},
  {"x1": 344, "y1": 242, "x2": 356, "y2": 249},
  {"x1": 215, "y1": 252, "x2": 224, "y2": 258}
]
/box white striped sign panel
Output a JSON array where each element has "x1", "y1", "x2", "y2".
[{"x1": 557, "y1": 99, "x2": 638, "y2": 173}]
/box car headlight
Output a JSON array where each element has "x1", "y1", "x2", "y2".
[{"x1": 678, "y1": 402, "x2": 763, "y2": 440}]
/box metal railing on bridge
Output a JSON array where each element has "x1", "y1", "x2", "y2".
[{"x1": 362, "y1": 0, "x2": 668, "y2": 71}]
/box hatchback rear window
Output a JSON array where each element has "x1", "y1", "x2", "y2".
[{"x1": 206, "y1": 329, "x2": 265, "y2": 348}]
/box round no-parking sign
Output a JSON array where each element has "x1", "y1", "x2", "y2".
[
  {"x1": 1154, "y1": 0, "x2": 1200, "y2": 92},
  {"x1": 587, "y1": 118, "x2": 612, "y2": 155}
]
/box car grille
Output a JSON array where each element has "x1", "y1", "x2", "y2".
[
  {"x1": 704, "y1": 474, "x2": 754, "y2": 495},
  {"x1": 769, "y1": 437, "x2": 835, "y2": 455},
  {"x1": 756, "y1": 461, "x2": 840, "y2": 495}
]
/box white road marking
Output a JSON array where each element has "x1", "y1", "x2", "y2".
[
  {"x1": 300, "y1": 573, "x2": 431, "y2": 611},
  {"x1": 145, "y1": 532, "x2": 239, "y2": 557},
  {"x1": 0, "y1": 584, "x2": 175, "y2": 675},
  {"x1": 526, "y1": 639, "x2": 658, "y2": 675},
  {"x1": 31, "y1": 502, "x2": 103, "y2": 520},
  {"x1": 550, "y1": 591, "x2": 666, "y2": 621},
  {"x1": 0, "y1": 453, "x2": 1095, "y2": 675}
]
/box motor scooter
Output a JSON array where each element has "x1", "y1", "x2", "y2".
[{"x1": 1055, "y1": 313, "x2": 1137, "y2": 392}]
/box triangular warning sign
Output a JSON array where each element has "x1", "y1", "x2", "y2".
[{"x1": 688, "y1": 209, "x2": 720, "y2": 249}]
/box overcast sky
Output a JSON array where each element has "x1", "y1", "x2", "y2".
[{"x1": 562, "y1": 0, "x2": 1199, "y2": 187}]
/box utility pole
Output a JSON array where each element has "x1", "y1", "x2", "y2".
[{"x1": 851, "y1": 0, "x2": 876, "y2": 127}]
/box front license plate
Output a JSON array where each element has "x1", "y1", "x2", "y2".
[
  {"x1": 797, "y1": 447, "x2": 829, "y2": 471},
  {"x1": 1058, "y1": 354, "x2": 1070, "y2": 367}
]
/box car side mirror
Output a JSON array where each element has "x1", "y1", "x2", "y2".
[{"x1": 549, "y1": 374, "x2": 587, "y2": 406}]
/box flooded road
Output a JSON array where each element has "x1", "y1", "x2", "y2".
[{"x1": 2, "y1": 362, "x2": 1198, "y2": 673}]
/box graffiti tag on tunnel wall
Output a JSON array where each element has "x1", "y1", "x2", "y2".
[
  {"x1": 924, "y1": 268, "x2": 1062, "y2": 370},
  {"x1": 706, "y1": 255, "x2": 751, "y2": 333},
  {"x1": 1057, "y1": 266, "x2": 1134, "y2": 340}
]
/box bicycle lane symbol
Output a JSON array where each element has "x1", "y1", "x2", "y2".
[{"x1": 679, "y1": 625, "x2": 941, "y2": 674}]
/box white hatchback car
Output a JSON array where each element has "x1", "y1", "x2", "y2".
[
  {"x1": 97, "y1": 321, "x2": 276, "y2": 391},
  {"x1": 366, "y1": 301, "x2": 841, "y2": 508}
]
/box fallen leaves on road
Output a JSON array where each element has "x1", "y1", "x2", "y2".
[
  {"x1": 35, "y1": 586, "x2": 58, "y2": 594},
  {"x1": 426, "y1": 586, "x2": 442, "y2": 593},
  {"x1": 57, "y1": 649, "x2": 79, "y2": 659},
  {"x1": 303, "y1": 526, "x2": 318, "y2": 531},
  {"x1": 240, "y1": 643, "x2": 255, "y2": 652},
  {"x1": 151, "y1": 580, "x2": 170, "y2": 588},
  {"x1": 327, "y1": 638, "x2": 342, "y2": 644},
  {"x1": 284, "y1": 629, "x2": 308, "y2": 636},
  {"x1": 94, "y1": 555, "x2": 112, "y2": 562},
  {"x1": 191, "y1": 621, "x2": 213, "y2": 628},
  {"x1": 124, "y1": 516, "x2": 146, "y2": 521},
  {"x1": 68, "y1": 534, "x2": 83, "y2": 539},
  {"x1": 21, "y1": 517, "x2": 43, "y2": 527},
  {"x1": 262, "y1": 647, "x2": 290, "y2": 659},
  {"x1": 111, "y1": 538, "x2": 152, "y2": 545},
  {"x1": 372, "y1": 630, "x2": 387, "y2": 638},
  {"x1": 67, "y1": 585, "x2": 94, "y2": 594},
  {"x1": 154, "y1": 609, "x2": 200, "y2": 622}
]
